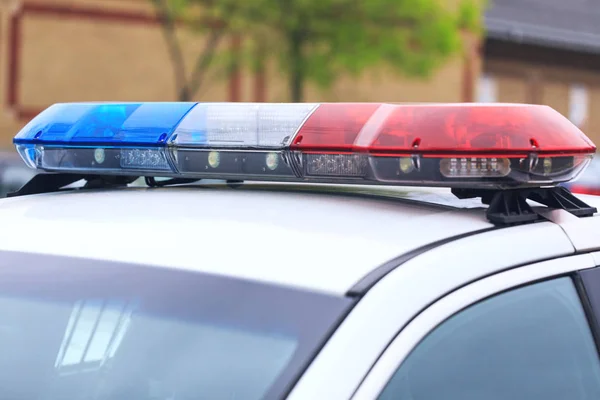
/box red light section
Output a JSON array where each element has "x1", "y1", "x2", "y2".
[
  {"x1": 291, "y1": 103, "x2": 380, "y2": 152},
  {"x1": 372, "y1": 104, "x2": 595, "y2": 156},
  {"x1": 292, "y1": 103, "x2": 596, "y2": 157}
]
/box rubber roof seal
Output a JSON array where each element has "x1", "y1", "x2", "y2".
[{"x1": 346, "y1": 227, "x2": 498, "y2": 297}]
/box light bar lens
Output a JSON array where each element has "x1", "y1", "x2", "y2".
[
  {"x1": 291, "y1": 103, "x2": 380, "y2": 151},
  {"x1": 440, "y1": 158, "x2": 511, "y2": 178},
  {"x1": 173, "y1": 103, "x2": 317, "y2": 148},
  {"x1": 174, "y1": 149, "x2": 296, "y2": 178},
  {"x1": 21, "y1": 146, "x2": 172, "y2": 173},
  {"x1": 293, "y1": 103, "x2": 596, "y2": 155},
  {"x1": 120, "y1": 148, "x2": 171, "y2": 170},
  {"x1": 14, "y1": 102, "x2": 196, "y2": 145},
  {"x1": 13, "y1": 102, "x2": 597, "y2": 189},
  {"x1": 305, "y1": 154, "x2": 368, "y2": 177}
]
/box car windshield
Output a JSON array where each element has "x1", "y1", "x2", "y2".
[{"x1": 0, "y1": 251, "x2": 352, "y2": 400}]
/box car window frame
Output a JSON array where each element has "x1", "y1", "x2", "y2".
[
  {"x1": 351, "y1": 251, "x2": 600, "y2": 400},
  {"x1": 288, "y1": 222, "x2": 575, "y2": 400},
  {"x1": 574, "y1": 262, "x2": 600, "y2": 353}
]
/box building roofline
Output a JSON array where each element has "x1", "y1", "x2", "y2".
[{"x1": 485, "y1": 16, "x2": 600, "y2": 55}]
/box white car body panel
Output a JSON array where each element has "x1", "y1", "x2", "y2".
[
  {"x1": 593, "y1": 250, "x2": 600, "y2": 266},
  {"x1": 352, "y1": 253, "x2": 598, "y2": 399},
  {"x1": 287, "y1": 222, "x2": 576, "y2": 400},
  {"x1": 0, "y1": 185, "x2": 493, "y2": 296},
  {"x1": 539, "y1": 207, "x2": 600, "y2": 252}
]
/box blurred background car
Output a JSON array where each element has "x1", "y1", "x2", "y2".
[
  {"x1": 564, "y1": 156, "x2": 600, "y2": 196},
  {"x1": 0, "y1": 150, "x2": 36, "y2": 198}
]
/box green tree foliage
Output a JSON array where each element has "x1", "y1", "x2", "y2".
[
  {"x1": 153, "y1": 0, "x2": 485, "y2": 102},
  {"x1": 150, "y1": 0, "x2": 240, "y2": 101}
]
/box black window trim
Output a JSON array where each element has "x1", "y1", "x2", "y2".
[{"x1": 574, "y1": 266, "x2": 600, "y2": 363}]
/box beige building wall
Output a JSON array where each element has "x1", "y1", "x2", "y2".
[
  {"x1": 0, "y1": 0, "x2": 474, "y2": 150},
  {"x1": 18, "y1": 15, "x2": 231, "y2": 107},
  {"x1": 496, "y1": 76, "x2": 527, "y2": 103},
  {"x1": 0, "y1": 0, "x2": 235, "y2": 148},
  {"x1": 484, "y1": 58, "x2": 600, "y2": 145},
  {"x1": 262, "y1": 58, "x2": 465, "y2": 103}
]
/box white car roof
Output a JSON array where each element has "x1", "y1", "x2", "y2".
[{"x1": 0, "y1": 182, "x2": 502, "y2": 295}]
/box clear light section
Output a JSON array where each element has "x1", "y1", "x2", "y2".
[
  {"x1": 173, "y1": 103, "x2": 318, "y2": 148},
  {"x1": 440, "y1": 157, "x2": 511, "y2": 178},
  {"x1": 173, "y1": 149, "x2": 296, "y2": 178},
  {"x1": 521, "y1": 154, "x2": 592, "y2": 180},
  {"x1": 120, "y1": 148, "x2": 170, "y2": 170},
  {"x1": 16, "y1": 144, "x2": 39, "y2": 168},
  {"x1": 23, "y1": 146, "x2": 173, "y2": 173},
  {"x1": 306, "y1": 154, "x2": 368, "y2": 177}
]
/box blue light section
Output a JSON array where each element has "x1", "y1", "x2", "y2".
[
  {"x1": 13, "y1": 102, "x2": 197, "y2": 146},
  {"x1": 174, "y1": 104, "x2": 209, "y2": 145},
  {"x1": 14, "y1": 103, "x2": 95, "y2": 142}
]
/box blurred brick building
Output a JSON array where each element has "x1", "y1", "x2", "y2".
[
  {"x1": 480, "y1": 0, "x2": 600, "y2": 145},
  {"x1": 0, "y1": 0, "x2": 474, "y2": 148},
  {"x1": 0, "y1": 0, "x2": 599, "y2": 149}
]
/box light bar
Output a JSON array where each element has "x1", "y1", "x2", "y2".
[{"x1": 13, "y1": 102, "x2": 597, "y2": 189}]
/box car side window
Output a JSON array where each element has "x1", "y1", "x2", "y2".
[{"x1": 378, "y1": 277, "x2": 600, "y2": 400}]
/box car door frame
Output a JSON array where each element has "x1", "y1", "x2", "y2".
[
  {"x1": 287, "y1": 222, "x2": 577, "y2": 400},
  {"x1": 351, "y1": 251, "x2": 600, "y2": 400}
]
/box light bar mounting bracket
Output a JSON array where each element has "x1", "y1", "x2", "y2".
[{"x1": 452, "y1": 186, "x2": 598, "y2": 226}]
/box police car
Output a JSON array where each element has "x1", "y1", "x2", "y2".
[{"x1": 2, "y1": 102, "x2": 600, "y2": 400}]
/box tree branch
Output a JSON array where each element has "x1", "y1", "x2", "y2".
[
  {"x1": 151, "y1": 0, "x2": 190, "y2": 100},
  {"x1": 186, "y1": 27, "x2": 226, "y2": 98},
  {"x1": 184, "y1": 0, "x2": 244, "y2": 98}
]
